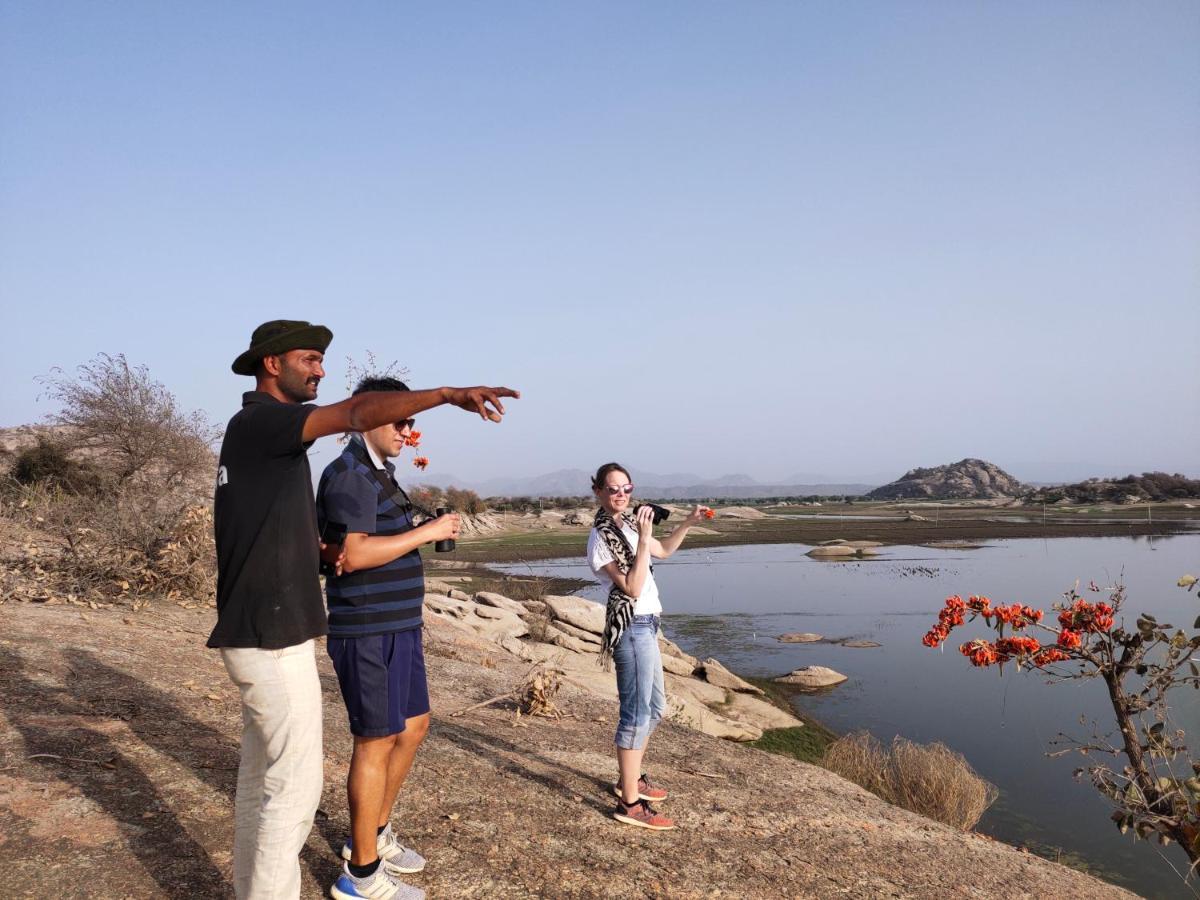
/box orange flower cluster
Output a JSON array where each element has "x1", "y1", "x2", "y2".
[
  {"x1": 1057, "y1": 629, "x2": 1082, "y2": 649},
  {"x1": 925, "y1": 594, "x2": 1073, "y2": 668},
  {"x1": 923, "y1": 595, "x2": 967, "y2": 647},
  {"x1": 404, "y1": 431, "x2": 422, "y2": 448},
  {"x1": 1057, "y1": 599, "x2": 1114, "y2": 634},
  {"x1": 1032, "y1": 647, "x2": 1071, "y2": 665},
  {"x1": 413, "y1": 456, "x2": 429, "y2": 470},
  {"x1": 959, "y1": 636, "x2": 1067, "y2": 668},
  {"x1": 960, "y1": 639, "x2": 999, "y2": 667},
  {"x1": 995, "y1": 636, "x2": 1041, "y2": 657},
  {"x1": 984, "y1": 602, "x2": 1043, "y2": 630},
  {"x1": 703, "y1": 509, "x2": 716, "y2": 520}
]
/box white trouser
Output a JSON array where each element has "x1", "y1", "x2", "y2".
[{"x1": 221, "y1": 640, "x2": 324, "y2": 900}]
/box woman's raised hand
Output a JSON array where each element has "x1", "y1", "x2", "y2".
[
  {"x1": 635, "y1": 503, "x2": 656, "y2": 537},
  {"x1": 685, "y1": 505, "x2": 711, "y2": 525}
]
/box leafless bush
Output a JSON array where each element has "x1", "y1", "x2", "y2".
[
  {"x1": 824, "y1": 732, "x2": 998, "y2": 830},
  {"x1": 38, "y1": 353, "x2": 220, "y2": 485},
  {"x1": 4, "y1": 354, "x2": 220, "y2": 607}
]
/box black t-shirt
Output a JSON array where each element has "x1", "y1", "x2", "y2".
[{"x1": 207, "y1": 391, "x2": 326, "y2": 649}]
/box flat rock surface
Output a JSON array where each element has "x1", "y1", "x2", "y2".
[
  {"x1": 779, "y1": 632, "x2": 824, "y2": 643},
  {"x1": 0, "y1": 601, "x2": 1133, "y2": 899}
]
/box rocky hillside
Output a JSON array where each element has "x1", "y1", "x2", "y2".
[
  {"x1": 1027, "y1": 472, "x2": 1200, "y2": 504},
  {"x1": 867, "y1": 458, "x2": 1025, "y2": 500}
]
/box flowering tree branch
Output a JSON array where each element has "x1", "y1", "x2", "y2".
[{"x1": 923, "y1": 578, "x2": 1200, "y2": 871}]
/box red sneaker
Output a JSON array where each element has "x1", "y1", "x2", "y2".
[
  {"x1": 612, "y1": 773, "x2": 668, "y2": 803},
  {"x1": 613, "y1": 798, "x2": 675, "y2": 831}
]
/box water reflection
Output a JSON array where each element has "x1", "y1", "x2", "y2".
[{"x1": 498, "y1": 536, "x2": 1200, "y2": 898}]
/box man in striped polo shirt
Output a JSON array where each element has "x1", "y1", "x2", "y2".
[{"x1": 316, "y1": 376, "x2": 460, "y2": 900}]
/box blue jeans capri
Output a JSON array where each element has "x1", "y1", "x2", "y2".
[{"x1": 613, "y1": 614, "x2": 667, "y2": 750}]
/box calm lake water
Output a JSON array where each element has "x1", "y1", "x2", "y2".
[{"x1": 498, "y1": 535, "x2": 1200, "y2": 898}]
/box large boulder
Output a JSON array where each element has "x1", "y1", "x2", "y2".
[
  {"x1": 721, "y1": 691, "x2": 803, "y2": 731},
  {"x1": 552, "y1": 619, "x2": 603, "y2": 647},
  {"x1": 659, "y1": 652, "x2": 697, "y2": 677},
  {"x1": 665, "y1": 692, "x2": 762, "y2": 742},
  {"x1": 474, "y1": 591, "x2": 526, "y2": 615},
  {"x1": 659, "y1": 634, "x2": 698, "y2": 666},
  {"x1": 498, "y1": 637, "x2": 566, "y2": 664},
  {"x1": 462, "y1": 607, "x2": 528, "y2": 643},
  {"x1": 666, "y1": 672, "x2": 727, "y2": 706},
  {"x1": 806, "y1": 546, "x2": 858, "y2": 558},
  {"x1": 543, "y1": 595, "x2": 605, "y2": 635},
  {"x1": 424, "y1": 593, "x2": 471, "y2": 619},
  {"x1": 699, "y1": 658, "x2": 764, "y2": 695},
  {"x1": 561, "y1": 509, "x2": 596, "y2": 526},
  {"x1": 774, "y1": 666, "x2": 848, "y2": 689},
  {"x1": 545, "y1": 624, "x2": 598, "y2": 654}
]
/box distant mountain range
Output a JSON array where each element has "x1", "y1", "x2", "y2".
[{"x1": 400, "y1": 466, "x2": 875, "y2": 499}]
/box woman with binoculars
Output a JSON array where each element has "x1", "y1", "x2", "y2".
[{"x1": 587, "y1": 462, "x2": 711, "y2": 830}]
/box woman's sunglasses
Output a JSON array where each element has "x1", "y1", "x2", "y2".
[{"x1": 604, "y1": 484, "x2": 635, "y2": 496}]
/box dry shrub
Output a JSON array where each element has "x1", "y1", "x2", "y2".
[
  {"x1": 519, "y1": 664, "x2": 564, "y2": 718},
  {"x1": 524, "y1": 608, "x2": 554, "y2": 643},
  {"x1": 11, "y1": 437, "x2": 105, "y2": 496},
  {"x1": 3, "y1": 354, "x2": 220, "y2": 608},
  {"x1": 3, "y1": 478, "x2": 216, "y2": 607},
  {"x1": 823, "y1": 732, "x2": 998, "y2": 830}
]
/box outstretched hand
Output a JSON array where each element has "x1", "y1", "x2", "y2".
[
  {"x1": 684, "y1": 505, "x2": 712, "y2": 526},
  {"x1": 447, "y1": 386, "x2": 521, "y2": 422}
]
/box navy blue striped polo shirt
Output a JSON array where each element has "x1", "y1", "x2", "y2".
[{"x1": 316, "y1": 435, "x2": 424, "y2": 638}]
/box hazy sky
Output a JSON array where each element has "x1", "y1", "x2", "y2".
[{"x1": 3, "y1": 2, "x2": 1197, "y2": 485}]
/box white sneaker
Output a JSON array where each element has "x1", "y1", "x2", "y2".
[
  {"x1": 340, "y1": 825, "x2": 426, "y2": 875},
  {"x1": 330, "y1": 861, "x2": 425, "y2": 900}
]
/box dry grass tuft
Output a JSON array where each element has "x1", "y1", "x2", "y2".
[
  {"x1": 518, "y1": 664, "x2": 564, "y2": 718},
  {"x1": 823, "y1": 731, "x2": 997, "y2": 831}
]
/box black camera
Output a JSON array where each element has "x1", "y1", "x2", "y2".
[
  {"x1": 434, "y1": 507, "x2": 455, "y2": 553},
  {"x1": 319, "y1": 521, "x2": 347, "y2": 577},
  {"x1": 635, "y1": 503, "x2": 671, "y2": 525}
]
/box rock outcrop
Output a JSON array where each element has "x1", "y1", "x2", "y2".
[
  {"x1": 424, "y1": 585, "x2": 800, "y2": 742},
  {"x1": 867, "y1": 458, "x2": 1025, "y2": 500},
  {"x1": 778, "y1": 632, "x2": 823, "y2": 643},
  {"x1": 774, "y1": 666, "x2": 849, "y2": 688}
]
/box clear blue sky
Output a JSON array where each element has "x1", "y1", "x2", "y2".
[{"x1": 3, "y1": 2, "x2": 1197, "y2": 484}]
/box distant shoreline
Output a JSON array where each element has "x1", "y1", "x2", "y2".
[{"x1": 448, "y1": 501, "x2": 1200, "y2": 566}]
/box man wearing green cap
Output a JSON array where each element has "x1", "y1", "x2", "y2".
[{"x1": 209, "y1": 320, "x2": 518, "y2": 900}]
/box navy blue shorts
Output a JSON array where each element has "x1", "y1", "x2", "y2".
[{"x1": 327, "y1": 628, "x2": 430, "y2": 738}]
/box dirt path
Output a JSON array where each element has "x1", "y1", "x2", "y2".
[{"x1": 0, "y1": 600, "x2": 1136, "y2": 899}]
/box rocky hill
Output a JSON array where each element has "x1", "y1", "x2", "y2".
[
  {"x1": 1027, "y1": 472, "x2": 1200, "y2": 504},
  {"x1": 867, "y1": 459, "x2": 1025, "y2": 501}
]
